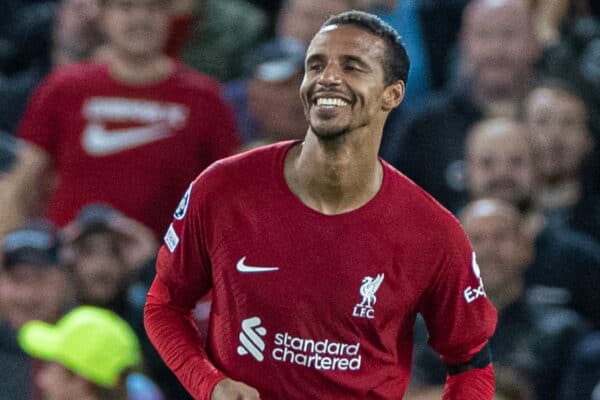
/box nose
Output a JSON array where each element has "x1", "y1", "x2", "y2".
[{"x1": 317, "y1": 62, "x2": 342, "y2": 87}]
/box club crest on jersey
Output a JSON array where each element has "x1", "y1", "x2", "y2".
[
  {"x1": 352, "y1": 273, "x2": 384, "y2": 319},
  {"x1": 174, "y1": 184, "x2": 192, "y2": 220}
]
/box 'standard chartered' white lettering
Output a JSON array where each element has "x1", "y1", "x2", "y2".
[{"x1": 271, "y1": 332, "x2": 361, "y2": 371}]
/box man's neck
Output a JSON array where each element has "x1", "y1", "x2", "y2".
[
  {"x1": 105, "y1": 49, "x2": 173, "y2": 85},
  {"x1": 285, "y1": 131, "x2": 383, "y2": 215}
]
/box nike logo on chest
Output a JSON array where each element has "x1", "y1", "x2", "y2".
[{"x1": 236, "y1": 257, "x2": 280, "y2": 273}]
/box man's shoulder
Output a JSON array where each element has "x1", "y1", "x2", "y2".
[
  {"x1": 29, "y1": 62, "x2": 109, "y2": 101},
  {"x1": 196, "y1": 141, "x2": 292, "y2": 187},
  {"x1": 43, "y1": 62, "x2": 106, "y2": 87},
  {"x1": 383, "y1": 162, "x2": 463, "y2": 231}
]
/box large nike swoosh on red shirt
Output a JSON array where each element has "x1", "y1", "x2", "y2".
[{"x1": 82, "y1": 123, "x2": 171, "y2": 156}]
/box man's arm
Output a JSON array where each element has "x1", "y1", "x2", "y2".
[
  {"x1": 144, "y1": 275, "x2": 227, "y2": 399},
  {"x1": 143, "y1": 178, "x2": 260, "y2": 400},
  {"x1": 418, "y1": 217, "x2": 498, "y2": 399},
  {"x1": 0, "y1": 142, "x2": 52, "y2": 237},
  {"x1": 442, "y1": 345, "x2": 495, "y2": 399},
  {"x1": 144, "y1": 271, "x2": 262, "y2": 400}
]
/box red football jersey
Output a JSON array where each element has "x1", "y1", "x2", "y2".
[
  {"x1": 18, "y1": 61, "x2": 239, "y2": 238},
  {"x1": 146, "y1": 141, "x2": 497, "y2": 399}
]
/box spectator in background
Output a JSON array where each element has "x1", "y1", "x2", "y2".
[
  {"x1": 180, "y1": 0, "x2": 270, "y2": 82},
  {"x1": 61, "y1": 203, "x2": 189, "y2": 399},
  {"x1": 224, "y1": 37, "x2": 307, "y2": 146},
  {"x1": 0, "y1": 220, "x2": 73, "y2": 400},
  {"x1": 464, "y1": 118, "x2": 600, "y2": 329},
  {"x1": 17, "y1": 305, "x2": 163, "y2": 400},
  {"x1": 410, "y1": 198, "x2": 590, "y2": 400},
  {"x1": 0, "y1": 0, "x2": 240, "y2": 240},
  {"x1": 0, "y1": 0, "x2": 102, "y2": 134},
  {"x1": 276, "y1": 0, "x2": 352, "y2": 46},
  {"x1": 523, "y1": 80, "x2": 600, "y2": 241},
  {"x1": 383, "y1": 0, "x2": 540, "y2": 213},
  {"x1": 62, "y1": 203, "x2": 157, "y2": 315},
  {"x1": 465, "y1": 118, "x2": 537, "y2": 213}
]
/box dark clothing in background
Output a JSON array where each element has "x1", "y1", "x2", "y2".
[
  {"x1": 384, "y1": 84, "x2": 480, "y2": 213},
  {"x1": 412, "y1": 298, "x2": 590, "y2": 400},
  {"x1": 560, "y1": 331, "x2": 600, "y2": 400},
  {"x1": 527, "y1": 225, "x2": 600, "y2": 329},
  {"x1": 0, "y1": 322, "x2": 33, "y2": 400}
]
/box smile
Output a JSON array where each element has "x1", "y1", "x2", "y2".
[{"x1": 316, "y1": 98, "x2": 350, "y2": 107}]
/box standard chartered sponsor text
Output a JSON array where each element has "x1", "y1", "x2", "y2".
[{"x1": 272, "y1": 332, "x2": 361, "y2": 371}]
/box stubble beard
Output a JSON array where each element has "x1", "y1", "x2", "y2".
[{"x1": 309, "y1": 123, "x2": 352, "y2": 142}]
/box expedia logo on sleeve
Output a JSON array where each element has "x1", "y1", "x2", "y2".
[{"x1": 464, "y1": 252, "x2": 486, "y2": 303}]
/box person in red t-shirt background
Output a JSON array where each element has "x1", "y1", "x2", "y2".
[{"x1": 0, "y1": 0, "x2": 240, "y2": 240}]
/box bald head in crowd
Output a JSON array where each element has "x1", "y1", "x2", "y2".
[
  {"x1": 460, "y1": 198, "x2": 533, "y2": 310},
  {"x1": 460, "y1": 0, "x2": 540, "y2": 115},
  {"x1": 465, "y1": 118, "x2": 536, "y2": 208}
]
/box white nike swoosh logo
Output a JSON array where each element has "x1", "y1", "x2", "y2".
[
  {"x1": 82, "y1": 123, "x2": 171, "y2": 156},
  {"x1": 236, "y1": 257, "x2": 279, "y2": 273}
]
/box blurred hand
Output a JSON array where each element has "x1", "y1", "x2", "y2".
[
  {"x1": 109, "y1": 214, "x2": 159, "y2": 270},
  {"x1": 211, "y1": 378, "x2": 260, "y2": 400}
]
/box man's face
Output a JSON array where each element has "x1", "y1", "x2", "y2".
[
  {"x1": 0, "y1": 265, "x2": 68, "y2": 329},
  {"x1": 461, "y1": 0, "x2": 538, "y2": 97},
  {"x1": 72, "y1": 232, "x2": 128, "y2": 305},
  {"x1": 524, "y1": 87, "x2": 591, "y2": 182},
  {"x1": 462, "y1": 202, "x2": 529, "y2": 297},
  {"x1": 37, "y1": 362, "x2": 94, "y2": 400},
  {"x1": 300, "y1": 24, "x2": 393, "y2": 140},
  {"x1": 279, "y1": 0, "x2": 350, "y2": 45},
  {"x1": 100, "y1": 0, "x2": 170, "y2": 59},
  {"x1": 467, "y1": 122, "x2": 535, "y2": 206}
]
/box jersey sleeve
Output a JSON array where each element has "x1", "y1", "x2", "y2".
[
  {"x1": 16, "y1": 70, "x2": 62, "y2": 156},
  {"x1": 418, "y1": 216, "x2": 497, "y2": 365},
  {"x1": 144, "y1": 175, "x2": 227, "y2": 400}
]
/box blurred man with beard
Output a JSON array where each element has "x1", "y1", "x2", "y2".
[
  {"x1": 524, "y1": 80, "x2": 600, "y2": 242},
  {"x1": 463, "y1": 117, "x2": 600, "y2": 329},
  {"x1": 384, "y1": 0, "x2": 540, "y2": 213},
  {"x1": 465, "y1": 118, "x2": 535, "y2": 212},
  {"x1": 1, "y1": 0, "x2": 240, "y2": 241}
]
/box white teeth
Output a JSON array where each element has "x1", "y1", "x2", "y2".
[{"x1": 316, "y1": 98, "x2": 349, "y2": 107}]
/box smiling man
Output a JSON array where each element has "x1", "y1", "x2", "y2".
[
  {"x1": 145, "y1": 11, "x2": 497, "y2": 400},
  {"x1": 1, "y1": 0, "x2": 239, "y2": 240}
]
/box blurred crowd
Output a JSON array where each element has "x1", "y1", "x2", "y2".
[{"x1": 0, "y1": 0, "x2": 599, "y2": 399}]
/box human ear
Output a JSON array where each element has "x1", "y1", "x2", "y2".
[{"x1": 382, "y1": 80, "x2": 405, "y2": 111}]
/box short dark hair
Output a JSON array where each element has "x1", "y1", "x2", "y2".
[{"x1": 321, "y1": 10, "x2": 410, "y2": 85}]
